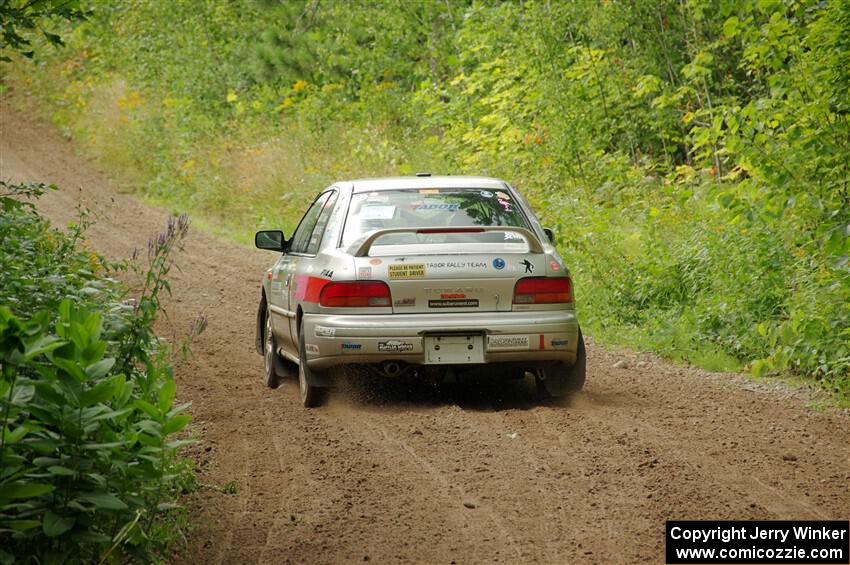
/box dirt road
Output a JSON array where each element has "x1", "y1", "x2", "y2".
[{"x1": 1, "y1": 98, "x2": 848, "y2": 564}]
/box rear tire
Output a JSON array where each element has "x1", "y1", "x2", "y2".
[
  {"x1": 298, "y1": 325, "x2": 326, "y2": 408},
  {"x1": 536, "y1": 329, "x2": 586, "y2": 398}
]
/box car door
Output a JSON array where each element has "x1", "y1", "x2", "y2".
[
  {"x1": 280, "y1": 190, "x2": 339, "y2": 354},
  {"x1": 267, "y1": 191, "x2": 333, "y2": 356}
]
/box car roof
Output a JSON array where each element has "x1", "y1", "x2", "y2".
[{"x1": 346, "y1": 175, "x2": 508, "y2": 193}]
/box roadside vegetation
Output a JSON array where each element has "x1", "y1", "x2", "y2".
[
  {"x1": 2, "y1": 0, "x2": 848, "y2": 395},
  {"x1": 0, "y1": 182, "x2": 200, "y2": 562}
]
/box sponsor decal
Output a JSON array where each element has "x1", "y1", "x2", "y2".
[
  {"x1": 378, "y1": 340, "x2": 414, "y2": 353},
  {"x1": 488, "y1": 335, "x2": 530, "y2": 350},
  {"x1": 410, "y1": 202, "x2": 460, "y2": 211},
  {"x1": 551, "y1": 338, "x2": 569, "y2": 348},
  {"x1": 520, "y1": 259, "x2": 534, "y2": 273},
  {"x1": 429, "y1": 299, "x2": 479, "y2": 308},
  {"x1": 495, "y1": 191, "x2": 510, "y2": 200},
  {"x1": 441, "y1": 293, "x2": 465, "y2": 299},
  {"x1": 341, "y1": 343, "x2": 362, "y2": 352},
  {"x1": 497, "y1": 198, "x2": 513, "y2": 212},
  {"x1": 493, "y1": 258, "x2": 506, "y2": 270},
  {"x1": 388, "y1": 263, "x2": 426, "y2": 279},
  {"x1": 549, "y1": 260, "x2": 561, "y2": 271},
  {"x1": 424, "y1": 286, "x2": 483, "y2": 295},
  {"x1": 504, "y1": 232, "x2": 524, "y2": 241},
  {"x1": 315, "y1": 326, "x2": 336, "y2": 338},
  {"x1": 358, "y1": 266, "x2": 372, "y2": 279},
  {"x1": 393, "y1": 297, "x2": 416, "y2": 307},
  {"x1": 480, "y1": 190, "x2": 494, "y2": 198},
  {"x1": 426, "y1": 261, "x2": 487, "y2": 269},
  {"x1": 321, "y1": 269, "x2": 334, "y2": 278},
  {"x1": 305, "y1": 344, "x2": 320, "y2": 355},
  {"x1": 369, "y1": 258, "x2": 383, "y2": 265}
]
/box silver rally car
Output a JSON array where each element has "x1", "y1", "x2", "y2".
[{"x1": 255, "y1": 174, "x2": 586, "y2": 406}]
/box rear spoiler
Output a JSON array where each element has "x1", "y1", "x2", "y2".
[{"x1": 348, "y1": 226, "x2": 545, "y2": 257}]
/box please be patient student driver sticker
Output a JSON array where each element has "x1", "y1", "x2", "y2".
[{"x1": 388, "y1": 263, "x2": 426, "y2": 279}]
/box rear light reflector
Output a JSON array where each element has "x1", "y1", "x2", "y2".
[
  {"x1": 319, "y1": 281, "x2": 391, "y2": 307},
  {"x1": 513, "y1": 277, "x2": 573, "y2": 304}
]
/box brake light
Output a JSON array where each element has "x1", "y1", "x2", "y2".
[
  {"x1": 319, "y1": 281, "x2": 391, "y2": 307},
  {"x1": 513, "y1": 277, "x2": 573, "y2": 304},
  {"x1": 416, "y1": 227, "x2": 485, "y2": 234}
]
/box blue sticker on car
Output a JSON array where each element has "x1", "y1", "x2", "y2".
[{"x1": 493, "y1": 258, "x2": 506, "y2": 270}]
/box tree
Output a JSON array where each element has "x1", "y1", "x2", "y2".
[{"x1": 0, "y1": 0, "x2": 88, "y2": 61}]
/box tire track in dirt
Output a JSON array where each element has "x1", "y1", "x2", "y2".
[
  {"x1": 393, "y1": 399, "x2": 571, "y2": 563},
  {"x1": 2, "y1": 96, "x2": 848, "y2": 565},
  {"x1": 356, "y1": 410, "x2": 524, "y2": 562}
]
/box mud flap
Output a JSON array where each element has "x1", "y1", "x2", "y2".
[
  {"x1": 303, "y1": 363, "x2": 336, "y2": 388},
  {"x1": 537, "y1": 329, "x2": 586, "y2": 397},
  {"x1": 255, "y1": 293, "x2": 266, "y2": 356}
]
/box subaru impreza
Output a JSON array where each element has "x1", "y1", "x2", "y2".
[{"x1": 254, "y1": 175, "x2": 585, "y2": 406}]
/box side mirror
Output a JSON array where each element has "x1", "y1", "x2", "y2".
[
  {"x1": 255, "y1": 230, "x2": 286, "y2": 252},
  {"x1": 543, "y1": 227, "x2": 555, "y2": 244}
]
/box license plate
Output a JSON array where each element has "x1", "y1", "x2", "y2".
[{"x1": 424, "y1": 335, "x2": 484, "y2": 364}]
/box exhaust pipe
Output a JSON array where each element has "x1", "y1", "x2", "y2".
[{"x1": 382, "y1": 361, "x2": 403, "y2": 378}]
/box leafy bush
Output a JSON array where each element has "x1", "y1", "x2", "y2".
[
  {"x1": 0, "y1": 181, "x2": 112, "y2": 318},
  {"x1": 0, "y1": 183, "x2": 198, "y2": 562}
]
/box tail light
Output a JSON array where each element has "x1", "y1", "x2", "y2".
[
  {"x1": 513, "y1": 277, "x2": 573, "y2": 304},
  {"x1": 320, "y1": 281, "x2": 391, "y2": 307}
]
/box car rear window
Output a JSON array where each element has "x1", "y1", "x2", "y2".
[{"x1": 341, "y1": 188, "x2": 530, "y2": 249}]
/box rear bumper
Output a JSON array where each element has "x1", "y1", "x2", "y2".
[{"x1": 302, "y1": 310, "x2": 579, "y2": 370}]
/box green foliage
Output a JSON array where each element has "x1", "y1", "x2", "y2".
[
  {"x1": 0, "y1": 183, "x2": 198, "y2": 562},
  {"x1": 0, "y1": 0, "x2": 88, "y2": 61},
  {"x1": 0, "y1": 181, "x2": 112, "y2": 318},
  {"x1": 6, "y1": 0, "x2": 848, "y2": 393}
]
